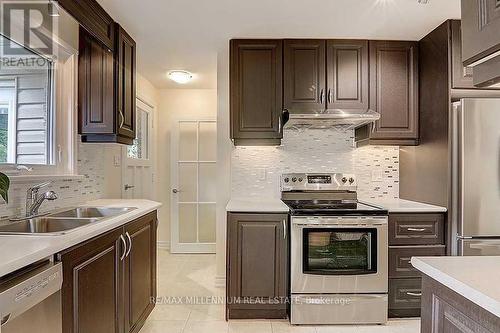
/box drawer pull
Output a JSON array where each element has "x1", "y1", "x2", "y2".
[
  {"x1": 406, "y1": 292, "x2": 422, "y2": 297},
  {"x1": 407, "y1": 228, "x2": 426, "y2": 232}
]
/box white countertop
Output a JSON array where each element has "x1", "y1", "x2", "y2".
[
  {"x1": 0, "y1": 199, "x2": 161, "y2": 277},
  {"x1": 226, "y1": 197, "x2": 446, "y2": 213},
  {"x1": 362, "y1": 198, "x2": 447, "y2": 213},
  {"x1": 412, "y1": 256, "x2": 500, "y2": 318},
  {"x1": 226, "y1": 198, "x2": 289, "y2": 213}
]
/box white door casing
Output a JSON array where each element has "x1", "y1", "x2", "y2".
[{"x1": 171, "y1": 120, "x2": 217, "y2": 253}]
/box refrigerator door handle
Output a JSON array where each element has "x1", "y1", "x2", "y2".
[{"x1": 456, "y1": 235, "x2": 472, "y2": 240}]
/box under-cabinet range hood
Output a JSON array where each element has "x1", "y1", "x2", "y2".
[{"x1": 282, "y1": 109, "x2": 380, "y2": 130}]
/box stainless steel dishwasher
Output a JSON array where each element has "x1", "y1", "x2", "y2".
[{"x1": 0, "y1": 260, "x2": 62, "y2": 333}]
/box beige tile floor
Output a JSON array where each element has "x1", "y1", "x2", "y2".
[{"x1": 140, "y1": 249, "x2": 421, "y2": 333}]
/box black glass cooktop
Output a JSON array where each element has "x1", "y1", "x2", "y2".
[{"x1": 282, "y1": 200, "x2": 388, "y2": 216}]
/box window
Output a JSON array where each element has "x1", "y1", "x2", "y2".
[
  {"x1": 128, "y1": 107, "x2": 150, "y2": 160},
  {"x1": 0, "y1": 34, "x2": 56, "y2": 167}
]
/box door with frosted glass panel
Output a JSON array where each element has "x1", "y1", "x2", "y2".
[{"x1": 171, "y1": 120, "x2": 216, "y2": 253}]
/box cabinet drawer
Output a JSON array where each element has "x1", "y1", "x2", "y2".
[
  {"x1": 389, "y1": 213, "x2": 445, "y2": 246},
  {"x1": 389, "y1": 246, "x2": 445, "y2": 278},
  {"x1": 388, "y1": 278, "x2": 421, "y2": 318}
]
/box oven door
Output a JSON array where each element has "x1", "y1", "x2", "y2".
[{"x1": 291, "y1": 216, "x2": 388, "y2": 294}]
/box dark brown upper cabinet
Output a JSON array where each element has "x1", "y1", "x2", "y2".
[
  {"x1": 58, "y1": 0, "x2": 115, "y2": 51},
  {"x1": 327, "y1": 40, "x2": 369, "y2": 109},
  {"x1": 58, "y1": 211, "x2": 157, "y2": 333},
  {"x1": 461, "y1": 0, "x2": 500, "y2": 66},
  {"x1": 283, "y1": 39, "x2": 369, "y2": 112},
  {"x1": 365, "y1": 41, "x2": 419, "y2": 145},
  {"x1": 230, "y1": 40, "x2": 283, "y2": 146},
  {"x1": 226, "y1": 213, "x2": 289, "y2": 319},
  {"x1": 79, "y1": 24, "x2": 137, "y2": 145},
  {"x1": 78, "y1": 28, "x2": 115, "y2": 137},
  {"x1": 451, "y1": 20, "x2": 475, "y2": 90},
  {"x1": 461, "y1": 0, "x2": 500, "y2": 87},
  {"x1": 115, "y1": 24, "x2": 137, "y2": 142},
  {"x1": 284, "y1": 40, "x2": 326, "y2": 112}
]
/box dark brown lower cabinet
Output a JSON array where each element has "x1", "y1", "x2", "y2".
[
  {"x1": 58, "y1": 211, "x2": 157, "y2": 333},
  {"x1": 421, "y1": 274, "x2": 500, "y2": 333},
  {"x1": 124, "y1": 213, "x2": 157, "y2": 333},
  {"x1": 388, "y1": 212, "x2": 446, "y2": 318},
  {"x1": 226, "y1": 213, "x2": 288, "y2": 319}
]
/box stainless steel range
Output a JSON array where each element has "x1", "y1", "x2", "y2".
[{"x1": 281, "y1": 173, "x2": 388, "y2": 325}]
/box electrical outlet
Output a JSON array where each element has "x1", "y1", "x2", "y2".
[
  {"x1": 372, "y1": 170, "x2": 383, "y2": 182},
  {"x1": 257, "y1": 168, "x2": 267, "y2": 181}
]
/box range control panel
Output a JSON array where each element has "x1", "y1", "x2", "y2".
[{"x1": 281, "y1": 173, "x2": 357, "y2": 191}]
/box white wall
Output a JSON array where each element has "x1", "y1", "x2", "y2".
[{"x1": 156, "y1": 89, "x2": 217, "y2": 246}]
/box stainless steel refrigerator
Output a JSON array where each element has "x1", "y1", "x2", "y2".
[{"x1": 451, "y1": 98, "x2": 500, "y2": 256}]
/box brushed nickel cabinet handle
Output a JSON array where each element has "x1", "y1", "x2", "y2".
[
  {"x1": 406, "y1": 292, "x2": 422, "y2": 297},
  {"x1": 319, "y1": 89, "x2": 325, "y2": 104},
  {"x1": 119, "y1": 235, "x2": 127, "y2": 261},
  {"x1": 119, "y1": 109, "x2": 125, "y2": 128},
  {"x1": 282, "y1": 220, "x2": 287, "y2": 239},
  {"x1": 125, "y1": 232, "x2": 132, "y2": 257},
  {"x1": 328, "y1": 89, "x2": 333, "y2": 104},
  {"x1": 407, "y1": 228, "x2": 426, "y2": 232}
]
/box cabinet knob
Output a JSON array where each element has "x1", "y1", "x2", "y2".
[{"x1": 172, "y1": 189, "x2": 179, "y2": 194}]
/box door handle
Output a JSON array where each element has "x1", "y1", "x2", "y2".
[
  {"x1": 125, "y1": 232, "x2": 132, "y2": 257},
  {"x1": 124, "y1": 184, "x2": 135, "y2": 191},
  {"x1": 119, "y1": 235, "x2": 127, "y2": 261},
  {"x1": 172, "y1": 189, "x2": 179, "y2": 194},
  {"x1": 406, "y1": 292, "x2": 422, "y2": 297}
]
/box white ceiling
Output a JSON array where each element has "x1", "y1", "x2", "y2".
[{"x1": 97, "y1": 0, "x2": 461, "y2": 89}]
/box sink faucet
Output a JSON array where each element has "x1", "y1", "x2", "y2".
[{"x1": 26, "y1": 182, "x2": 58, "y2": 217}]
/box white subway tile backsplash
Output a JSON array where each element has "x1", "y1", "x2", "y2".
[
  {"x1": 0, "y1": 143, "x2": 105, "y2": 219},
  {"x1": 231, "y1": 129, "x2": 399, "y2": 199}
]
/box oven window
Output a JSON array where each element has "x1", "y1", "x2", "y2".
[{"x1": 303, "y1": 228, "x2": 377, "y2": 275}]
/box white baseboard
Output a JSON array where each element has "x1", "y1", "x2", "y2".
[
  {"x1": 157, "y1": 240, "x2": 170, "y2": 250},
  {"x1": 215, "y1": 275, "x2": 226, "y2": 288}
]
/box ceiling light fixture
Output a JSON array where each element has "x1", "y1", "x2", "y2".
[{"x1": 168, "y1": 70, "x2": 193, "y2": 84}]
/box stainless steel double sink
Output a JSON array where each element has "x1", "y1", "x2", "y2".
[{"x1": 0, "y1": 207, "x2": 136, "y2": 236}]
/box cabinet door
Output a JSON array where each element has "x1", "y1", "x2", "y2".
[
  {"x1": 116, "y1": 24, "x2": 137, "y2": 142},
  {"x1": 327, "y1": 40, "x2": 369, "y2": 109},
  {"x1": 124, "y1": 212, "x2": 157, "y2": 333},
  {"x1": 59, "y1": 228, "x2": 124, "y2": 333},
  {"x1": 369, "y1": 41, "x2": 419, "y2": 145},
  {"x1": 227, "y1": 213, "x2": 288, "y2": 319},
  {"x1": 284, "y1": 40, "x2": 326, "y2": 112},
  {"x1": 58, "y1": 0, "x2": 115, "y2": 51},
  {"x1": 461, "y1": 0, "x2": 500, "y2": 66},
  {"x1": 230, "y1": 40, "x2": 283, "y2": 146},
  {"x1": 78, "y1": 28, "x2": 115, "y2": 135},
  {"x1": 451, "y1": 20, "x2": 476, "y2": 89}
]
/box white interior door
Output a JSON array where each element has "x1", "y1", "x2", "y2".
[
  {"x1": 171, "y1": 120, "x2": 217, "y2": 253},
  {"x1": 122, "y1": 98, "x2": 154, "y2": 199}
]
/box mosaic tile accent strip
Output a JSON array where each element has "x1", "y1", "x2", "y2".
[
  {"x1": 231, "y1": 129, "x2": 399, "y2": 199},
  {"x1": 0, "y1": 142, "x2": 105, "y2": 219}
]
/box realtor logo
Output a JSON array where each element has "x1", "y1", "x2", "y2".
[{"x1": 0, "y1": 0, "x2": 57, "y2": 70}]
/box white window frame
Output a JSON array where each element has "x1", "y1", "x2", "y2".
[
  {"x1": 0, "y1": 84, "x2": 17, "y2": 164},
  {"x1": 0, "y1": 46, "x2": 78, "y2": 179}
]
